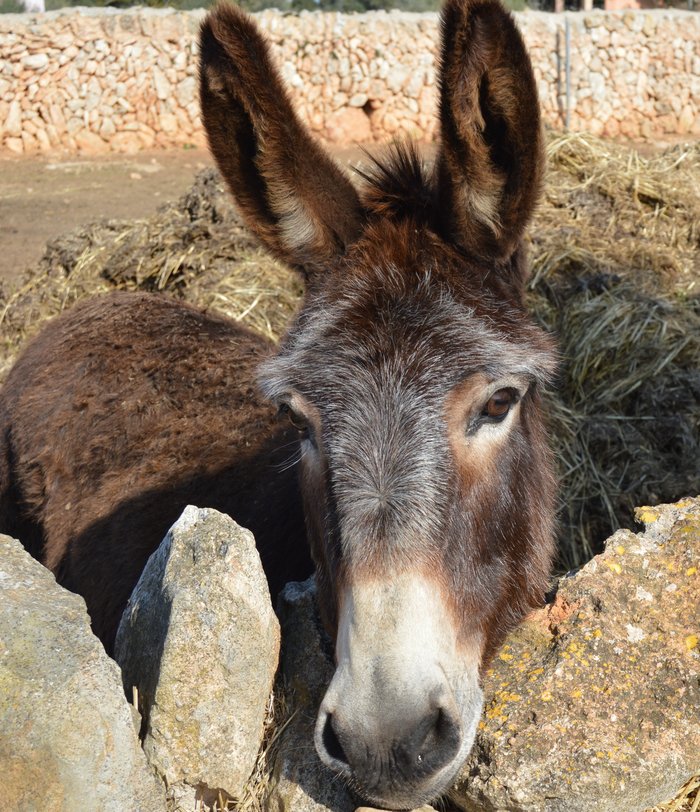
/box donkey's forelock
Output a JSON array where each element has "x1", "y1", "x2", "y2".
[{"x1": 258, "y1": 254, "x2": 557, "y2": 406}]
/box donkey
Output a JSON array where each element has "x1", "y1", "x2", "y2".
[{"x1": 0, "y1": 0, "x2": 556, "y2": 805}]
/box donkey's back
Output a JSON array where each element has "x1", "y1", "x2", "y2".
[{"x1": 0, "y1": 292, "x2": 310, "y2": 651}]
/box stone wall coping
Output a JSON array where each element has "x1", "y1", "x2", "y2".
[{"x1": 2, "y1": 6, "x2": 698, "y2": 154}]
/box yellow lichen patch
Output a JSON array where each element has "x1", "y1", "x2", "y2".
[
  {"x1": 606, "y1": 561, "x2": 622, "y2": 575},
  {"x1": 570, "y1": 689, "x2": 583, "y2": 699},
  {"x1": 686, "y1": 567, "x2": 697, "y2": 577},
  {"x1": 615, "y1": 545, "x2": 626, "y2": 555},
  {"x1": 489, "y1": 690, "x2": 523, "y2": 709},
  {"x1": 485, "y1": 705, "x2": 507, "y2": 722},
  {"x1": 499, "y1": 652, "x2": 513, "y2": 662},
  {"x1": 593, "y1": 629, "x2": 603, "y2": 638},
  {"x1": 540, "y1": 690, "x2": 553, "y2": 702},
  {"x1": 636, "y1": 507, "x2": 660, "y2": 524},
  {"x1": 685, "y1": 635, "x2": 698, "y2": 651},
  {"x1": 485, "y1": 688, "x2": 523, "y2": 723}
]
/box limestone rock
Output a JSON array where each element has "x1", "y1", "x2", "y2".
[
  {"x1": 451, "y1": 497, "x2": 700, "y2": 812},
  {"x1": 4, "y1": 100, "x2": 22, "y2": 138},
  {"x1": 0, "y1": 534, "x2": 165, "y2": 812},
  {"x1": 324, "y1": 107, "x2": 372, "y2": 144},
  {"x1": 266, "y1": 578, "x2": 355, "y2": 812},
  {"x1": 2, "y1": 9, "x2": 700, "y2": 154},
  {"x1": 115, "y1": 506, "x2": 280, "y2": 803},
  {"x1": 110, "y1": 130, "x2": 142, "y2": 153},
  {"x1": 22, "y1": 52, "x2": 48, "y2": 70},
  {"x1": 74, "y1": 129, "x2": 109, "y2": 154}
]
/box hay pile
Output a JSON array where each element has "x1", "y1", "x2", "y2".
[
  {"x1": 529, "y1": 133, "x2": 700, "y2": 569},
  {"x1": 0, "y1": 133, "x2": 698, "y2": 572},
  {"x1": 0, "y1": 132, "x2": 697, "y2": 812}
]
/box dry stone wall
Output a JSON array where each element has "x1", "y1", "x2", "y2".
[{"x1": 1, "y1": 7, "x2": 698, "y2": 155}]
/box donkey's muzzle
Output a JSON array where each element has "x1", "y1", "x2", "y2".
[
  {"x1": 317, "y1": 693, "x2": 462, "y2": 804},
  {"x1": 313, "y1": 573, "x2": 484, "y2": 808}
]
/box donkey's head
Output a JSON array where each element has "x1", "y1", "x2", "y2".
[{"x1": 200, "y1": 1, "x2": 556, "y2": 805}]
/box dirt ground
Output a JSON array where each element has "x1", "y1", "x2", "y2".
[
  {"x1": 0, "y1": 137, "x2": 684, "y2": 288},
  {"x1": 0, "y1": 145, "x2": 365, "y2": 286},
  {"x1": 0, "y1": 148, "x2": 213, "y2": 284}
]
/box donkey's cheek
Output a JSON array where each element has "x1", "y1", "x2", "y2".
[{"x1": 299, "y1": 446, "x2": 326, "y2": 544}]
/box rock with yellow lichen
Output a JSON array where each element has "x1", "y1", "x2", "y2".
[{"x1": 450, "y1": 497, "x2": 700, "y2": 812}]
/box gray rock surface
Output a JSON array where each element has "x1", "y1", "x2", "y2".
[
  {"x1": 115, "y1": 506, "x2": 280, "y2": 804},
  {"x1": 0, "y1": 533, "x2": 165, "y2": 812},
  {"x1": 450, "y1": 497, "x2": 700, "y2": 812},
  {"x1": 266, "y1": 578, "x2": 355, "y2": 812}
]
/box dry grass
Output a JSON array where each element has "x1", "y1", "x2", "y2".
[
  {"x1": 652, "y1": 774, "x2": 700, "y2": 812},
  {"x1": 0, "y1": 132, "x2": 697, "y2": 811},
  {"x1": 531, "y1": 133, "x2": 700, "y2": 296},
  {"x1": 528, "y1": 132, "x2": 700, "y2": 570}
]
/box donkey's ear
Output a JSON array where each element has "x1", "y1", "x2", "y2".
[
  {"x1": 436, "y1": 0, "x2": 543, "y2": 264},
  {"x1": 199, "y1": 3, "x2": 364, "y2": 278}
]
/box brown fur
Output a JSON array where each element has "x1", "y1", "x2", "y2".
[
  {"x1": 0, "y1": 1, "x2": 554, "y2": 803},
  {"x1": 0, "y1": 293, "x2": 311, "y2": 652},
  {"x1": 437, "y1": 0, "x2": 544, "y2": 268},
  {"x1": 199, "y1": 5, "x2": 364, "y2": 277}
]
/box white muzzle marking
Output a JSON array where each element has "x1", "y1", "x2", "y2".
[{"x1": 315, "y1": 572, "x2": 483, "y2": 808}]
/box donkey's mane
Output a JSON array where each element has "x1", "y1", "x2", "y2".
[{"x1": 354, "y1": 141, "x2": 436, "y2": 226}]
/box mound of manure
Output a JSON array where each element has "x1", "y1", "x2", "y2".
[{"x1": 0, "y1": 133, "x2": 698, "y2": 577}]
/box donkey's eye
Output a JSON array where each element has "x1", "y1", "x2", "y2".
[
  {"x1": 278, "y1": 402, "x2": 310, "y2": 436},
  {"x1": 481, "y1": 388, "x2": 518, "y2": 423}
]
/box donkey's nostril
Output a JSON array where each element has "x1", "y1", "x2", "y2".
[
  {"x1": 402, "y1": 705, "x2": 461, "y2": 775},
  {"x1": 322, "y1": 712, "x2": 350, "y2": 767},
  {"x1": 436, "y1": 705, "x2": 460, "y2": 746}
]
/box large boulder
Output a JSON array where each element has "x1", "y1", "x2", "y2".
[
  {"x1": 0, "y1": 534, "x2": 165, "y2": 812},
  {"x1": 266, "y1": 578, "x2": 355, "y2": 812},
  {"x1": 115, "y1": 506, "x2": 280, "y2": 809},
  {"x1": 451, "y1": 497, "x2": 700, "y2": 812}
]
